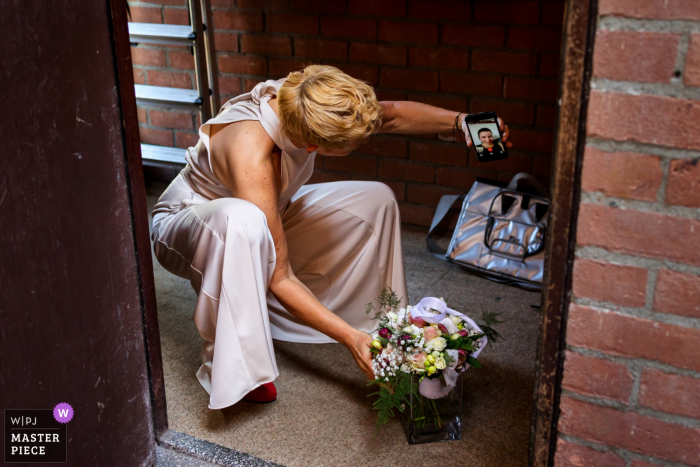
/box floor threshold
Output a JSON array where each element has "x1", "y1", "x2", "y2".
[{"x1": 156, "y1": 430, "x2": 282, "y2": 467}]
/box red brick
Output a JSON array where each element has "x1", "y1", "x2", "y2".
[
  {"x1": 379, "y1": 160, "x2": 435, "y2": 182},
  {"x1": 532, "y1": 154, "x2": 552, "y2": 177},
  {"x1": 218, "y1": 54, "x2": 267, "y2": 75},
  {"x1": 307, "y1": 170, "x2": 348, "y2": 184},
  {"x1": 442, "y1": 24, "x2": 505, "y2": 48},
  {"x1": 567, "y1": 304, "x2": 700, "y2": 372},
  {"x1": 441, "y1": 72, "x2": 503, "y2": 96},
  {"x1": 653, "y1": 269, "x2": 700, "y2": 318},
  {"x1": 324, "y1": 154, "x2": 377, "y2": 175},
  {"x1": 666, "y1": 158, "x2": 700, "y2": 207},
  {"x1": 349, "y1": 0, "x2": 406, "y2": 17},
  {"x1": 356, "y1": 137, "x2": 407, "y2": 158},
  {"x1": 472, "y1": 50, "x2": 537, "y2": 75},
  {"x1": 578, "y1": 204, "x2": 700, "y2": 266},
  {"x1": 376, "y1": 90, "x2": 406, "y2": 101},
  {"x1": 210, "y1": 0, "x2": 235, "y2": 6},
  {"x1": 137, "y1": 108, "x2": 148, "y2": 125},
  {"x1": 593, "y1": 30, "x2": 680, "y2": 84},
  {"x1": 409, "y1": 46, "x2": 469, "y2": 70},
  {"x1": 408, "y1": 0, "x2": 470, "y2": 20},
  {"x1": 629, "y1": 462, "x2": 660, "y2": 467},
  {"x1": 410, "y1": 141, "x2": 467, "y2": 166},
  {"x1": 581, "y1": 147, "x2": 662, "y2": 201},
  {"x1": 407, "y1": 184, "x2": 461, "y2": 206},
  {"x1": 175, "y1": 131, "x2": 199, "y2": 149},
  {"x1": 218, "y1": 76, "x2": 242, "y2": 96},
  {"x1": 269, "y1": 58, "x2": 308, "y2": 77},
  {"x1": 505, "y1": 77, "x2": 558, "y2": 101},
  {"x1": 588, "y1": 91, "x2": 700, "y2": 150},
  {"x1": 240, "y1": 34, "x2": 292, "y2": 55},
  {"x1": 381, "y1": 68, "x2": 438, "y2": 91},
  {"x1": 407, "y1": 94, "x2": 466, "y2": 113},
  {"x1": 150, "y1": 110, "x2": 194, "y2": 130},
  {"x1": 128, "y1": 6, "x2": 162, "y2": 23},
  {"x1": 398, "y1": 202, "x2": 434, "y2": 227},
  {"x1": 169, "y1": 50, "x2": 195, "y2": 70},
  {"x1": 133, "y1": 68, "x2": 146, "y2": 85},
  {"x1": 599, "y1": 0, "x2": 700, "y2": 21},
  {"x1": 468, "y1": 151, "x2": 532, "y2": 173},
  {"x1": 507, "y1": 27, "x2": 562, "y2": 51},
  {"x1": 562, "y1": 352, "x2": 634, "y2": 402},
  {"x1": 471, "y1": 99, "x2": 534, "y2": 125},
  {"x1": 321, "y1": 17, "x2": 377, "y2": 40},
  {"x1": 147, "y1": 70, "x2": 192, "y2": 89},
  {"x1": 436, "y1": 167, "x2": 477, "y2": 188},
  {"x1": 238, "y1": 0, "x2": 287, "y2": 7},
  {"x1": 130, "y1": 47, "x2": 166, "y2": 68},
  {"x1": 292, "y1": 0, "x2": 346, "y2": 14},
  {"x1": 244, "y1": 78, "x2": 259, "y2": 92},
  {"x1": 139, "y1": 127, "x2": 172, "y2": 146},
  {"x1": 542, "y1": 3, "x2": 566, "y2": 26},
  {"x1": 294, "y1": 38, "x2": 347, "y2": 61},
  {"x1": 573, "y1": 259, "x2": 647, "y2": 306},
  {"x1": 539, "y1": 53, "x2": 561, "y2": 76},
  {"x1": 213, "y1": 10, "x2": 263, "y2": 31},
  {"x1": 685, "y1": 33, "x2": 700, "y2": 87},
  {"x1": 474, "y1": 1, "x2": 540, "y2": 24},
  {"x1": 337, "y1": 64, "x2": 378, "y2": 84},
  {"x1": 163, "y1": 7, "x2": 189, "y2": 25},
  {"x1": 640, "y1": 368, "x2": 700, "y2": 419},
  {"x1": 559, "y1": 397, "x2": 700, "y2": 465},
  {"x1": 507, "y1": 128, "x2": 553, "y2": 153},
  {"x1": 536, "y1": 105, "x2": 557, "y2": 127},
  {"x1": 267, "y1": 13, "x2": 319, "y2": 35},
  {"x1": 379, "y1": 21, "x2": 438, "y2": 45},
  {"x1": 351, "y1": 43, "x2": 406, "y2": 66},
  {"x1": 214, "y1": 33, "x2": 239, "y2": 52},
  {"x1": 554, "y1": 440, "x2": 625, "y2": 467}
]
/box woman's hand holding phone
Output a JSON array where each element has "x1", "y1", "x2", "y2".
[{"x1": 461, "y1": 116, "x2": 512, "y2": 148}]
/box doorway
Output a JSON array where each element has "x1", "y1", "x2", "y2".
[{"x1": 116, "y1": 0, "x2": 598, "y2": 465}]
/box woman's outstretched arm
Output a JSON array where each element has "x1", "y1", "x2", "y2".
[
  {"x1": 208, "y1": 120, "x2": 375, "y2": 380},
  {"x1": 377, "y1": 101, "x2": 512, "y2": 147}
]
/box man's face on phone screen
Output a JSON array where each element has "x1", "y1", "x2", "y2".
[{"x1": 479, "y1": 130, "x2": 493, "y2": 146}]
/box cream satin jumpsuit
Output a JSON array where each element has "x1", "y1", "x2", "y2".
[{"x1": 151, "y1": 79, "x2": 409, "y2": 409}]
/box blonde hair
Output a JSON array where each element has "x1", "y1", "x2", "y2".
[{"x1": 277, "y1": 65, "x2": 382, "y2": 150}]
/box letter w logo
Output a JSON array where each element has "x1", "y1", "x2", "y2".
[{"x1": 58, "y1": 409, "x2": 69, "y2": 418}]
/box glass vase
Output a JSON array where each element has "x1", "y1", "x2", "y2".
[{"x1": 400, "y1": 372, "x2": 464, "y2": 444}]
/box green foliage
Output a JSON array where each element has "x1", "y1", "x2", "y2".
[
  {"x1": 367, "y1": 372, "x2": 418, "y2": 432},
  {"x1": 478, "y1": 306, "x2": 505, "y2": 347},
  {"x1": 466, "y1": 356, "x2": 482, "y2": 368}
]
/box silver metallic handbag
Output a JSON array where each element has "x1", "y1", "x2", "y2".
[{"x1": 427, "y1": 173, "x2": 550, "y2": 291}]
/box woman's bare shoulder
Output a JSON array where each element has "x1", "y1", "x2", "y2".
[{"x1": 209, "y1": 120, "x2": 276, "y2": 173}]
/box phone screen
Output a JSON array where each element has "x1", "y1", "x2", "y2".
[{"x1": 466, "y1": 117, "x2": 508, "y2": 162}]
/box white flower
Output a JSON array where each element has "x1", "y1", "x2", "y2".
[
  {"x1": 450, "y1": 315, "x2": 463, "y2": 326},
  {"x1": 400, "y1": 363, "x2": 411, "y2": 373},
  {"x1": 427, "y1": 337, "x2": 447, "y2": 352},
  {"x1": 434, "y1": 356, "x2": 446, "y2": 370}
]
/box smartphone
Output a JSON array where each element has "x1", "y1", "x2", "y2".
[{"x1": 463, "y1": 111, "x2": 508, "y2": 163}]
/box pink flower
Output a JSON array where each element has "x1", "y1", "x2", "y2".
[
  {"x1": 409, "y1": 351, "x2": 427, "y2": 369},
  {"x1": 423, "y1": 326, "x2": 439, "y2": 342},
  {"x1": 438, "y1": 324, "x2": 449, "y2": 335},
  {"x1": 379, "y1": 328, "x2": 392, "y2": 339},
  {"x1": 409, "y1": 313, "x2": 427, "y2": 328}
]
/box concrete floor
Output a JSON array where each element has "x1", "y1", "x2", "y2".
[{"x1": 147, "y1": 183, "x2": 541, "y2": 467}]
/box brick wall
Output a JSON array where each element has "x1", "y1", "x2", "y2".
[
  {"x1": 128, "y1": 0, "x2": 564, "y2": 227},
  {"x1": 555, "y1": 1, "x2": 700, "y2": 466}
]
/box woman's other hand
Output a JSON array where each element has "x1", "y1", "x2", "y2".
[
  {"x1": 347, "y1": 330, "x2": 375, "y2": 380},
  {"x1": 462, "y1": 116, "x2": 513, "y2": 148}
]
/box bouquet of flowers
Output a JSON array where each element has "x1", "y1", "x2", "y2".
[{"x1": 366, "y1": 287, "x2": 503, "y2": 433}]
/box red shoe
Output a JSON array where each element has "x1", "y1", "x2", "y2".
[{"x1": 243, "y1": 382, "x2": 277, "y2": 403}]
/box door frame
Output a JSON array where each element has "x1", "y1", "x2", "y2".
[{"x1": 109, "y1": 0, "x2": 600, "y2": 463}]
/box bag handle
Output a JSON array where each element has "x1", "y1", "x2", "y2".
[
  {"x1": 507, "y1": 173, "x2": 550, "y2": 198},
  {"x1": 427, "y1": 194, "x2": 465, "y2": 260}
]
